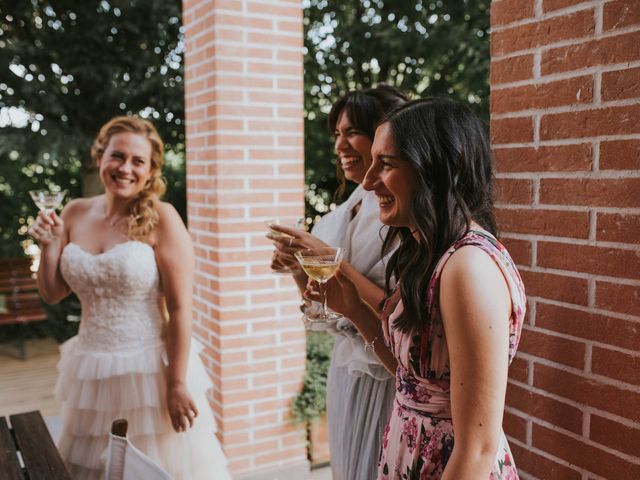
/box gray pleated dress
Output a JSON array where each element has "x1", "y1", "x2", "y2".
[{"x1": 311, "y1": 186, "x2": 396, "y2": 480}]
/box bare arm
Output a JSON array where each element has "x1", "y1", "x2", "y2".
[
  {"x1": 439, "y1": 246, "x2": 511, "y2": 480},
  {"x1": 29, "y1": 204, "x2": 76, "y2": 304},
  {"x1": 154, "y1": 203, "x2": 198, "y2": 432}
]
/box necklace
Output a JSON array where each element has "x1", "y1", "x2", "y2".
[
  {"x1": 103, "y1": 204, "x2": 129, "y2": 227},
  {"x1": 106, "y1": 215, "x2": 127, "y2": 227}
]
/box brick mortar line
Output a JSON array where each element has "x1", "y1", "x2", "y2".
[
  {"x1": 522, "y1": 323, "x2": 640, "y2": 356},
  {"x1": 491, "y1": 24, "x2": 640, "y2": 61},
  {"x1": 184, "y1": 79, "x2": 304, "y2": 90},
  {"x1": 221, "y1": 368, "x2": 309, "y2": 383},
  {"x1": 506, "y1": 436, "x2": 609, "y2": 479},
  {"x1": 507, "y1": 413, "x2": 640, "y2": 463},
  {"x1": 491, "y1": 0, "x2": 632, "y2": 32},
  {"x1": 514, "y1": 353, "x2": 640, "y2": 393},
  {"x1": 493, "y1": 0, "x2": 602, "y2": 32},
  {"x1": 595, "y1": 2, "x2": 604, "y2": 37},
  {"x1": 589, "y1": 210, "x2": 597, "y2": 241},
  {"x1": 494, "y1": 169, "x2": 640, "y2": 178},
  {"x1": 491, "y1": 60, "x2": 640, "y2": 89},
  {"x1": 499, "y1": 231, "x2": 640, "y2": 251},
  {"x1": 491, "y1": 98, "x2": 640, "y2": 120},
  {"x1": 185, "y1": 70, "x2": 301, "y2": 83},
  {"x1": 495, "y1": 204, "x2": 640, "y2": 216},
  {"x1": 492, "y1": 133, "x2": 640, "y2": 147},
  {"x1": 508, "y1": 393, "x2": 640, "y2": 431},
  {"x1": 522, "y1": 295, "x2": 640, "y2": 322}
]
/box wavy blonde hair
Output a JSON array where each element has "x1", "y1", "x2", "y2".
[{"x1": 91, "y1": 116, "x2": 166, "y2": 240}]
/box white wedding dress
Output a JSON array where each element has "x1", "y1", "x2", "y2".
[{"x1": 55, "y1": 240, "x2": 231, "y2": 480}]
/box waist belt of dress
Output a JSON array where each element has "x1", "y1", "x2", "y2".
[{"x1": 395, "y1": 395, "x2": 452, "y2": 420}]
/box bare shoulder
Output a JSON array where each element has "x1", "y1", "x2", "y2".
[
  {"x1": 61, "y1": 196, "x2": 97, "y2": 222},
  {"x1": 441, "y1": 245, "x2": 504, "y2": 289},
  {"x1": 155, "y1": 201, "x2": 189, "y2": 243},
  {"x1": 156, "y1": 201, "x2": 185, "y2": 228},
  {"x1": 440, "y1": 245, "x2": 511, "y2": 319}
]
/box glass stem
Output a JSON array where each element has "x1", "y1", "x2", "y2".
[{"x1": 319, "y1": 281, "x2": 327, "y2": 318}]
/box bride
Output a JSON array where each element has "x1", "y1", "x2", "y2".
[{"x1": 28, "y1": 116, "x2": 231, "y2": 479}]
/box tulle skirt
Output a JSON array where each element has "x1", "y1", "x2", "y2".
[
  {"x1": 326, "y1": 338, "x2": 396, "y2": 480},
  {"x1": 54, "y1": 336, "x2": 231, "y2": 480}
]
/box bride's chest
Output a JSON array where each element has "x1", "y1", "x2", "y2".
[{"x1": 60, "y1": 241, "x2": 160, "y2": 297}]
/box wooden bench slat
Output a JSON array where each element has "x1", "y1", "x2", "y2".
[
  {"x1": 10, "y1": 412, "x2": 70, "y2": 480},
  {"x1": 0, "y1": 279, "x2": 38, "y2": 290},
  {"x1": 0, "y1": 315, "x2": 47, "y2": 326},
  {"x1": 0, "y1": 260, "x2": 32, "y2": 269},
  {"x1": 0, "y1": 417, "x2": 25, "y2": 480}
]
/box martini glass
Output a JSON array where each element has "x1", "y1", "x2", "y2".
[
  {"x1": 29, "y1": 189, "x2": 66, "y2": 239},
  {"x1": 295, "y1": 247, "x2": 345, "y2": 326},
  {"x1": 29, "y1": 190, "x2": 66, "y2": 213},
  {"x1": 266, "y1": 217, "x2": 304, "y2": 275}
]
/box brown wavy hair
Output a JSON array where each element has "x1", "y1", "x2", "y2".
[
  {"x1": 381, "y1": 98, "x2": 496, "y2": 334},
  {"x1": 91, "y1": 116, "x2": 166, "y2": 240}
]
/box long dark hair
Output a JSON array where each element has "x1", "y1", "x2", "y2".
[
  {"x1": 328, "y1": 85, "x2": 408, "y2": 198},
  {"x1": 381, "y1": 98, "x2": 497, "y2": 334}
]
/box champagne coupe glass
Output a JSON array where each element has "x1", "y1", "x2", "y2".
[
  {"x1": 266, "y1": 217, "x2": 305, "y2": 275},
  {"x1": 294, "y1": 247, "x2": 345, "y2": 325},
  {"x1": 29, "y1": 189, "x2": 66, "y2": 213},
  {"x1": 29, "y1": 189, "x2": 66, "y2": 239}
]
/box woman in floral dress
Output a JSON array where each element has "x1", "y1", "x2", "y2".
[{"x1": 310, "y1": 98, "x2": 525, "y2": 479}]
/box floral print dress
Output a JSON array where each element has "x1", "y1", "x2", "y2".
[{"x1": 378, "y1": 230, "x2": 526, "y2": 480}]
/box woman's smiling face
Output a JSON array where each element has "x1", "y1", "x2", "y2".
[
  {"x1": 333, "y1": 110, "x2": 374, "y2": 185},
  {"x1": 98, "y1": 132, "x2": 153, "y2": 199},
  {"x1": 363, "y1": 122, "x2": 417, "y2": 229}
]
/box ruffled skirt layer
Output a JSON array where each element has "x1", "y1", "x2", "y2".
[
  {"x1": 54, "y1": 337, "x2": 231, "y2": 480},
  {"x1": 326, "y1": 343, "x2": 396, "y2": 480}
]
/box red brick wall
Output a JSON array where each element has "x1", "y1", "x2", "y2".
[
  {"x1": 182, "y1": 0, "x2": 308, "y2": 476},
  {"x1": 491, "y1": 1, "x2": 640, "y2": 478}
]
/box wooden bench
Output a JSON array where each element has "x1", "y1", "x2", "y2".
[
  {"x1": 0, "y1": 258, "x2": 47, "y2": 359},
  {"x1": 0, "y1": 411, "x2": 70, "y2": 479}
]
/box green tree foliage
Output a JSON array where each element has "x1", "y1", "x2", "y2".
[
  {"x1": 303, "y1": 0, "x2": 490, "y2": 216},
  {"x1": 0, "y1": 0, "x2": 185, "y2": 257}
]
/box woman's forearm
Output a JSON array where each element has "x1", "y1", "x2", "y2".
[
  {"x1": 339, "y1": 261, "x2": 385, "y2": 312},
  {"x1": 349, "y1": 300, "x2": 397, "y2": 374},
  {"x1": 165, "y1": 306, "x2": 192, "y2": 387},
  {"x1": 37, "y1": 242, "x2": 70, "y2": 304}
]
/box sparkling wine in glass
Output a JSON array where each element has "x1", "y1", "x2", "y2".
[
  {"x1": 295, "y1": 247, "x2": 345, "y2": 325},
  {"x1": 29, "y1": 190, "x2": 66, "y2": 213},
  {"x1": 266, "y1": 217, "x2": 304, "y2": 275}
]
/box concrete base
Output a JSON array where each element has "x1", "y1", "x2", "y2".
[{"x1": 233, "y1": 461, "x2": 311, "y2": 480}]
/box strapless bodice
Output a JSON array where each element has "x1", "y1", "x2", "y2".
[{"x1": 60, "y1": 241, "x2": 164, "y2": 351}]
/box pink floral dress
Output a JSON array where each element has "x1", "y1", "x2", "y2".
[{"x1": 378, "y1": 230, "x2": 525, "y2": 480}]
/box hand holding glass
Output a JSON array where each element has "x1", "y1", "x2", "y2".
[
  {"x1": 266, "y1": 218, "x2": 304, "y2": 275},
  {"x1": 295, "y1": 247, "x2": 345, "y2": 324},
  {"x1": 29, "y1": 189, "x2": 66, "y2": 241}
]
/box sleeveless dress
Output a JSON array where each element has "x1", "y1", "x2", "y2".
[
  {"x1": 378, "y1": 230, "x2": 525, "y2": 480},
  {"x1": 311, "y1": 186, "x2": 396, "y2": 480},
  {"x1": 55, "y1": 240, "x2": 231, "y2": 480}
]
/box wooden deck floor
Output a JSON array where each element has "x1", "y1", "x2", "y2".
[
  {"x1": 0, "y1": 337, "x2": 333, "y2": 478},
  {"x1": 0, "y1": 338, "x2": 61, "y2": 417}
]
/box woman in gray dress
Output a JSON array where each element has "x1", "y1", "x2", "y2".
[{"x1": 269, "y1": 85, "x2": 407, "y2": 480}]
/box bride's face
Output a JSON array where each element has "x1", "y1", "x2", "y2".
[{"x1": 98, "y1": 132, "x2": 153, "y2": 200}]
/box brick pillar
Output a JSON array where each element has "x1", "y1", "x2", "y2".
[
  {"x1": 182, "y1": 1, "x2": 308, "y2": 477},
  {"x1": 491, "y1": 0, "x2": 640, "y2": 478}
]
